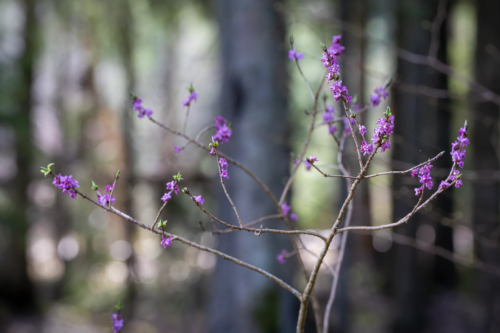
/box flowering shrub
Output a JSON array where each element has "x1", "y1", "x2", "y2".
[{"x1": 40, "y1": 34, "x2": 468, "y2": 333}]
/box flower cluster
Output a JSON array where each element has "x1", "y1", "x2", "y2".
[
  {"x1": 370, "y1": 86, "x2": 388, "y2": 107},
  {"x1": 111, "y1": 313, "x2": 123, "y2": 333},
  {"x1": 359, "y1": 108, "x2": 395, "y2": 155},
  {"x1": 219, "y1": 157, "x2": 229, "y2": 179},
  {"x1": 161, "y1": 180, "x2": 179, "y2": 203},
  {"x1": 281, "y1": 202, "x2": 298, "y2": 221},
  {"x1": 161, "y1": 235, "x2": 172, "y2": 249},
  {"x1": 449, "y1": 168, "x2": 463, "y2": 188},
  {"x1": 276, "y1": 249, "x2": 288, "y2": 264},
  {"x1": 288, "y1": 48, "x2": 304, "y2": 60},
  {"x1": 412, "y1": 163, "x2": 434, "y2": 196},
  {"x1": 97, "y1": 184, "x2": 116, "y2": 206},
  {"x1": 322, "y1": 35, "x2": 351, "y2": 102},
  {"x1": 323, "y1": 106, "x2": 337, "y2": 135},
  {"x1": 53, "y1": 174, "x2": 80, "y2": 199},
  {"x1": 450, "y1": 125, "x2": 469, "y2": 168},
  {"x1": 193, "y1": 195, "x2": 205, "y2": 205},
  {"x1": 132, "y1": 96, "x2": 153, "y2": 119},
  {"x1": 182, "y1": 91, "x2": 198, "y2": 108},
  {"x1": 212, "y1": 116, "x2": 232, "y2": 146}
]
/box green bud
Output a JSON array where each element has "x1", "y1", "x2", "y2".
[
  {"x1": 40, "y1": 163, "x2": 54, "y2": 177},
  {"x1": 115, "y1": 301, "x2": 123, "y2": 310},
  {"x1": 158, "y1": 219, "x2": 167, "y2": 227},
  {"x1": 173, "y1": 172, "x2": 183, "y2": 182},
  {"x1": 188, "y1": 83, "x2": 194, "y2": 93},
  {"x1": 115, "y1": 170, "x2": 120, "y2": 178},
  {"x1": 289, "y1": 35, "x2": 295, "y2": 44},
  {"x1": 349, "y1": 109, "x2": 356, "y2": 118},
  {"x1": 129, "y1": 91, "x2": 138, "y2": 100},
  {"x1": 384, "y1": 106, "x2": 392, "y2": 117},
  {"x1": 91, "y1": 181, "x2": 98, "y2": 190}
]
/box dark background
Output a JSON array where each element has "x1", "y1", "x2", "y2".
[{"x1": 0, "y1": 0, "x2": 499, "y2": 332}]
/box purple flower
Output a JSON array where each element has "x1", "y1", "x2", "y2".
[
  {"x1": 455, "y1": 178, "x2": 463, "y2": 188},
  {"x1": 193, "y1": 195, "x2": 204, "y2": 205},
  {"x1": 290, "y1": 213, "x2": 298, "y2": 221},
  {"x1": 414, "y1": 186, "x2": 423, "y2": 196},
  {"x1": 219, "y1": 158, "x2": 228, "y2": 169},
  {"x1": 293, "y1": 158, "x2": 300, "y2": 166},
  {"x1": 450, "y1": 125, "x2": 469, "y2": 168},
  {"x1": 417, "y1": 164, "x2": 434, "y2": 190},
  {"x1": 182, "y1": 91, "x2": 198, "y2": 108},
  {"x1": 111, "y1": 313, "x2": 123, "y2": 333},
  {"x1": 359, "y1": 125, "x2": 367, "y2": 135},
  {"x1": 371, "y1": 114, "x2": 395, "y2": 151},
  {"x1": 161, "y1": 191, "x2": 173, "y2": 202},
  {"x1": 132, "y1": 96, "x2": 153, "y2": 119},
  {"x1": 304, "y1": 160, "x2": 311, "y2": 171},
  {"x1": 451, "y1": 141, "x2": 460, "y2": 151},
  {"x1": 53, "y1": 174, "x2": 80, "y2": 200},
  {"x1": 166, "y1": 181, "x2": 180, "y2": 195},
  {"x1": 308, "y1": 156, "x2": 318, "y2": 163},
  {"x1": 220, "y1": 169, "x2": 229, "y2": 179},
  {"x1": 360, "y1": 141, "x2": 374, "y2": 156},
  {"x1": 276, "y1": 250, "x2": 288, "y2": 264},
  {"x1": 330, "y1": 80, "x2": 350, "y2": 102},
  {"x1": 329, "y1": 35, "x2": 345, "y2": 56},
  {"x1": 161, "y1": 235, "x2": 172, "y2": 249},
  {"x1": 209, "y1": 147, "x2": 216, "y2": 155},
  {"x1": 104, "y1": 184, "x2": 114, "y2": 193},
  {"x1": 323, "y1": 110, "x2": 334, "y2": 123},
  {"x1": 411, "y1": 169, "x2": 419, "y2": 177},
  {"x1": 370, "y1": 94, "x2": 381, "y2": 107},
  {"x1": 212, "y1": 123, "x2": 232, "y2": 144},
  {"x1": 439, "y1": 181, "x2": 450, "y2": 190},
  {"x1": 458, "y1": 126, "x2": 466, "y2": 136},
  {"x1": 281, "y1": 203, "x2": 291, "y2": 217},
  {"x1": 328, "y1": 124, "x2": 337, "y2": 135},
  {"x1": 174, "y1": 146, "x2": 182, "y2": 153},
  {"x1": 98, "y1": 194, "x2": 116, "y2": 206},
  {"x1": 370, "y1": 87, "x2": 388, "y2": 107},
  {"x1": 288, "y1": 48, "x2": 304, "y2": 60}
]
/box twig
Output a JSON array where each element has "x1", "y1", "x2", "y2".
[
  {"x1": 73, "y1": 188, "x2": 302, "y2": 299},
  {"x1": 213, "y1": 214, "x2": 283, "y2": 234},
  {"x1": 363, "y1": 151, "x2": 444, "y2": 178},
  {"x1": 215, "y1": 149, "x2": 243, "y2": 226},
  {"x1": 183, "y1": 105, "x2": 190, "y2": 135}
]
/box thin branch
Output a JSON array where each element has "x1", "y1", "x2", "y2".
[
  {"x1": 309, "y1": 162, "x2": 358, "y2": 179},
  {"x1": 73, "y1": 188, "x2": 302, "y2": 299},
  {"x1": 342, "y1": 99, "x2": 363, "y2": 169},
  {"x1": 363, "y1": 151, "x2": 444, "y2": 178},
  {"x1": 213, "y1": 214, "x2": 283, "y2": 234},
  {"x1": 215, "y1": 149, "x2": 243, "y2": 226},
  {"x1": 428, "y1": 0, "x2": 449, "y2": 60},
  {"x1": 183, "y1": 105, "x2": 190, "y2": 135},
  {"x1": 183, "y1": 190, "x2": 327, "y2": 241},
  {"x1": 107, "y1": 171, "x2": 119, "y2": 209}
]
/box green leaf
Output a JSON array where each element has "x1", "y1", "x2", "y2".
[
  {"x1": 91, "y1": 181, "x2": 98, "y2": 190},
  {"x1": 40, "y1": 163, "x2": 54, "y2": 177},
  {"x1": 115, "y1": 170, "x2": 120, "y2": 178},
  {"x1": 173, "y1": 172, "x2": 183, "y2": 182},
  {"x1": 115, "y1": 301, "x2": 123, "y2": 310},
  {"x1": 188, "y1": 83, "x2": 194, "y2": 93}
]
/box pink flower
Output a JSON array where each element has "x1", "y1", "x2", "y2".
[
  {"x1": 161, "y1": 235, "x2": 172, "y2": 249},
  {"x1": 328, "y1": 124, "x2": 337, "y2": 135},
  {"x1": 220, "y1": 169, "x2": 229, "y2": 179},
  {"x1": 360, "y1": 141, "x2": 374, "y2": 156},
  {"x1": 53, "y1": 174, "x2": 80, "y2": 200},
  {"x1": 439, "y1": 181, "x2": 450, "y2": 190},
  {"x1": 98, "y1": 194, "x2": 116, "y2": 206},
  {"x1": 132, "y1": 96, "x2": 153, "y2": 118},
  {"x1": 290, "y1": 213, "x2": 298, "y2": 221},
  {"x1": 308, "y1": 156, "x2": 318, "y2": 163},
  {"x1": 414, "y1": 186, "x2": 423, "y2": 196},
  {"x1": 182, "y1": 91, "x2": 198, "y2": 108},
  {"x1": 104, "y1": 184, "x2": 114, "y2": 193},
  {"x1": 276, "y1": 250, "x2": 288, "y2": 264},
  {"x1": 359, "y1": 125, "x2": 367, "y2": 135},
  {"x1": 161, "y1": 191, "x2": 173, "y2": 202},
  {"x1": 281, "y1": 203, "x2": 291, "y2": 217},
  {"x1": 174, "y1": 146, "x2": 182, "y2": 153},
  {"x1": 288, "y1": 48, "x2": 304, "y2": 60},
  {"x1": 193, "y1": 195, "x2": 205, "y2": 205},
  {"x1": 166, "y1": 181, "x2": 180, "y2": 195}
]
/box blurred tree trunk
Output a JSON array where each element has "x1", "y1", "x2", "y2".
[
  {"x1": 391, "y1": 1, "x2": 436, "y2": 331},
  {"x1": 473, "y1": 0, "x2": 500, "y2": 331},
  {"x1": 0, "y1": 0, "x2": 37, "y2": 324},
  {"x1": 210, "y1": 1, "x2": 294, "y2": 332}
]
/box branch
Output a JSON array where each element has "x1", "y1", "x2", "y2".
[
  {"x1": 73, "y1": 188, "x2": 302, "y2": 299},
  {"x1": 212, "y1": 214, "x2": 283, "y2": 234},
  {"x1": 363, "y1": 151, "x2": 444, "y2": 178},
  {"x1": 215, "y1": 149, "x2": 243, "y2": 226}
]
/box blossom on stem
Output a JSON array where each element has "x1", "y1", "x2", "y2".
[
  {"x1": 98, "y1": 194, "x2": 116, "y2": 206},
  {"x1": 330, "y1": 80, "x2": 351, "y2": 102},
  {"x1": 174, "y1": 146, "x2": 181, "y2": 154},
  {"x1": 360, "y1": 141, "x2": 374, "y2": 156},
  {"x1": 328, "y1": 124, "x2": 337, "y2": 135},
  {"x1": 104, "y1": 184, "x2": 114, "y2": 193},
  {"x1": 370, "y1": 86, "x2": 388, "y2": 107},
  {"x1": 219, "y1": 157, "x2": 229, "y2": 179},
  {"x1": 414, "y1": 186, "x2": 424, "y2": 196},
  {"x1": 161, "y1": 235, "x2": 172, "y2": 249},
  {"x1": 161, "y1": 191, "x2": 173, "y2": 203},
  {"x1": 182, "y1": 91, "x2": 198, "y2": 108},
  {"x1": 450, "y1": 124, "x2": 469, "y2": 168},
  {"x1": 193, "y1": 195, "x2": 205, "y2": 205},
  {"x1": 288, "y1": 48, "x2": 304, "y2": 60},
  {"x1": 166, "y1": 181, "x2": 180, "y2": 195},
  {"x1": 276, "y1": 250, "x2": 288, "y2": 264},
  {"x1": 359, "y1": 125, "x2": 367, "y2": 135},
  {"x1": 132, "y1": 96, "x2": 153, "y2": 118},
  {"x1": 212, "y1": 116, "x2": 232, "y2": 145},
  {"x1": 53, "y1": 174, "x2": 80, "y2": 200},
  {"x1": 308, "y1": 156, "x2": 318, "y2": 163},
  {"x1": 281, "y1": 203, "x2": 291, "y2": 217},
  {"x1": 290, "y1": 213, "x2": 298, "y2": 221},
  {"x1": 111, "y1": 313, "x2": 123, "y2": 333},
  {"x1": 304, "y1": 160, "x2": 311, "y2": 171},
  {"x1": 439, "y1": 181, "x2": 450, "y2": 190},
  {"x1": 371, "y1": 109, "x2": 395, "y2": 153},
  {"x1": 323, "y1": 106, "x2": 334, "y2": 123}
]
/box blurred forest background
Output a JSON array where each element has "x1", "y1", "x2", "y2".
[{"x1": 1, "y1": 0, "x2": 500, "y2": 332}]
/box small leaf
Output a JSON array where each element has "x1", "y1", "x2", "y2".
[
  {"x1": 91, "y1": 181, "x2": 98, "y2": 190},
  {"x1": 115, "y1": 170, "x2": 120, "y2": 178},
  {"x1": 115, "y1": 301, "x2": 123, "y2": 310},
  {"x1": 40, "y1": 163, "x2": 54, "y2": 177}
]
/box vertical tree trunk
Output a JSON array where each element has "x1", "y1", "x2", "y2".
[
  {"x1": 0, "y1": 0, "x2": 37, "y2": 324},
  {"x1": 473, "y1": 0, "x2": 500, "y2": 331},
  {"x1": 210, "y1": 1, "x2": 293, "y2": 332}
]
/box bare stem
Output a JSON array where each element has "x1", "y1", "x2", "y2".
[{"x1": 215, "y1": 149, "x2": 243, "y2": 227}]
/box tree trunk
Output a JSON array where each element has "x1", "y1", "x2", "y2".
[
  {"x1": 473, "y1": 0, "x2": 500, "y2": 331},
  {"x1": 210, "y1": 1, "x2": 294, "y2": 332}
]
